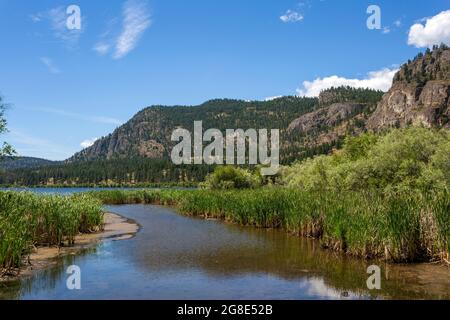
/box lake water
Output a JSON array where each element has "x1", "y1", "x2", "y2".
[
  {"x1": 0, "y1": 187, "x2": 153, "y2": 194},
  {"x1": 1, "y1": 188, "x2": 450, "y2": 300}
]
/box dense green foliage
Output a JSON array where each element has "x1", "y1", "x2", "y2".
[
  {"x1": 200, "y1": 166, "x2": 262, "y2": 189},
  {"x1": 316, "y1": 86, "x2": 384, "y2": 105},
  {"x1": 282, "y1": 127, "x2": 450, "y2": 192},
  {"x1": 0, "y1": 192, "x2": 104, "y2": 271},
  {"x1": 87, "y1": 188, "x2": 450, "y2": 262}
]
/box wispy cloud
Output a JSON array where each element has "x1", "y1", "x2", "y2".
[
  {"x1": 31, "y1": 6, "x2": 84, "y2": 48},
  {"x1": 296, "y1": 67, "x2": 398, "y2": 97},
  {"x1": 33, "y1": 107, "x2": 122, "y2": 125},
  {"x1": 280, "y1": 10, "x2": 304, "y2": 23},
  {"x1": 93, "y1": 18, "x2": 118, "y2": 56},
  {"x1": 7, "y1": 129, "x2": 74, "y2": 160},
  {"x1": 80, "y1": 137, "x2": 98, "y2": 148},
  {"x1": 30, "y1": 13, "x2": 42, "y2": 23},
  {"x1": 93, "y1": 42, "x2": 111, "y2": 56},
  {"x1": 40, "y1": 57, "x2": 61, "y2": 74},
  {"x1": 92, "y1": 1, "x2": 151, "y2": 59},
  {"x1": 113, "y1": 0, "x2": 151, "y2": 59},
  {"x1": 381, "y1": 18, "x2": 402, "y2": 35}
]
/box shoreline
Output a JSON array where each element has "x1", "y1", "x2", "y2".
[
  {"x1": 0, "y1": 212, "x2": 139, "y2": 283},
  {"x1": 87, "y1": 189, "x2": 450, "y2": 265}
]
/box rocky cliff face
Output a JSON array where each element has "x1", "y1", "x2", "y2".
[
  {"x1": 287, "y1": 102, "x2": 365, "y2": 134},
  {"x1": 69, "y1": 107, "x2": 172, "y2": 162},
  {"x1": 367, "y1": 46, "x2": 450, "y2": 130},
  {"x1": 286, "y1": 87, "x2": 382, "y2": 153}
]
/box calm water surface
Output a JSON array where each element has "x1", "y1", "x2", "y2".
[
  {"x1": 1, "y1": 189, "x2": 449, "y2": 300},
  {"x1": 0, "y1": 187, "x2": 154, "y2": 194}
]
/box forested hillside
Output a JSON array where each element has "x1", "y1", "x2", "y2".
[
  {"x1": 0, "y1": 87, "x2": 386, "y2": 186},
  {"x1": 0, "y1": 158, "x2": 211, "y2": 186},
  {"x1": 0, "y1": 157, "x2": 59, "y2": 170},
  {"x1": 68, "y1": 96, "x2": 319, "y2": 162}
]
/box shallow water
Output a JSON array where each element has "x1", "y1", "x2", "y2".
[{"x1": 1, "y1": 202, "x2": 450, "y2": 300}]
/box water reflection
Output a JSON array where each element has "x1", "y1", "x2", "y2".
[{"x1": 1, "y1": 204, "x2": 449, "y2": 300}]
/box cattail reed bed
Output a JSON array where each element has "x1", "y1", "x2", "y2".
[
  {"x1": 0, "y1": 191, "x2": 104, "y2": 272},
  {"x1": 88, "y1": 188, "x2": 450, "y2": 263}
]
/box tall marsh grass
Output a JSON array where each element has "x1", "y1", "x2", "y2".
[
  {"x1": 89, "y1": 188, "x2": 450, "y2": 262},
  {"x1": 0, "y1": 191, "x2": 104, "y2": 272}
]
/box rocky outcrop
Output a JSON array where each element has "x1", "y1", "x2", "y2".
[
  {"x1": 285, "y1": 88, "x2": 381, "y2": 158},
  {"x1": 367, "y1": 46, "x2": 450, "y2": 130},
  {"x1": 288, "y1": 102, "x2": 365, "y2": 134}
]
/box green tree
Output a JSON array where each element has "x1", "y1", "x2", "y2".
[{"x1": 0, "y1": 95, "x2": 15, "y2": 158}]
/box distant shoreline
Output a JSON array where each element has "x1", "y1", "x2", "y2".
[{"x1": 0, "y1": 183, "x2": 198, "y2": 189}]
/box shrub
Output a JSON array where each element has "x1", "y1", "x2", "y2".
[{"x1": 200, "y1": 166, "x2": 261, "y2": 189}]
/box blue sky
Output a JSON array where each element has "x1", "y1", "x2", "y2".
[{"x1": 0, "y1": 0, "x2": 449, "y2": 160}]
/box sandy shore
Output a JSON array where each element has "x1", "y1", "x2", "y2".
[{"x1": 0, "y1": 212, "x2": 139, "y2": 282}]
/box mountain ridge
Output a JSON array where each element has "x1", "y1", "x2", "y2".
[
  {"x1": 0, "y1": 156, "x2": 59, "y2": 170},
  {"x1": 2, "y1": 46, "x2": 449, "y2": 186},
  {"x1": 68, "y1": 96, "x2": 320, "y2": 163}
]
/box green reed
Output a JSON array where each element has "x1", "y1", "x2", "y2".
[
  {"x1": 0, "y1": 191, "x2": 104, "y2": 271},
  {"x1": 88, "y1": 187, "x2": 450, "y2": 263}
]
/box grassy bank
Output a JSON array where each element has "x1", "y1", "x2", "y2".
[
  {"x1": 0, "y1": 191, "x2": 104, "y2": 272},
  {"x1": 88, "y1": 188, "x2": 450, "y2": 263}
]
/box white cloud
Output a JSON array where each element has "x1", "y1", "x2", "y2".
[
  {"x1": 80, "y1": 138, "x2": 98, "y2": 148},
  {"x1": 296, "y1": 67, "x2": 398, "y2": 97},
  {"x1": 264, "y1": 96, "x2": 282, "y2": 101},
  {"x1": 382, "y1": 26, "x2": 391, "y2": 34},
  {"x1": 93, "y1": 42, "x2": 111, "y2": 55},
  {"x1": 114, "y1": 0, "x2": 151, "y2": 59},
  {"x1": 408, "y1": 10, "x2": 450, "y2": 48},
  {"x1": 280, "y1": 10, "x2": 304, "y2": 23},
  {"x1": 40, "y1": 57, "x2": 61, "y2": 74},
  {"x1": 394, "y1": 19, "x2": 402, "y2": 27}
]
